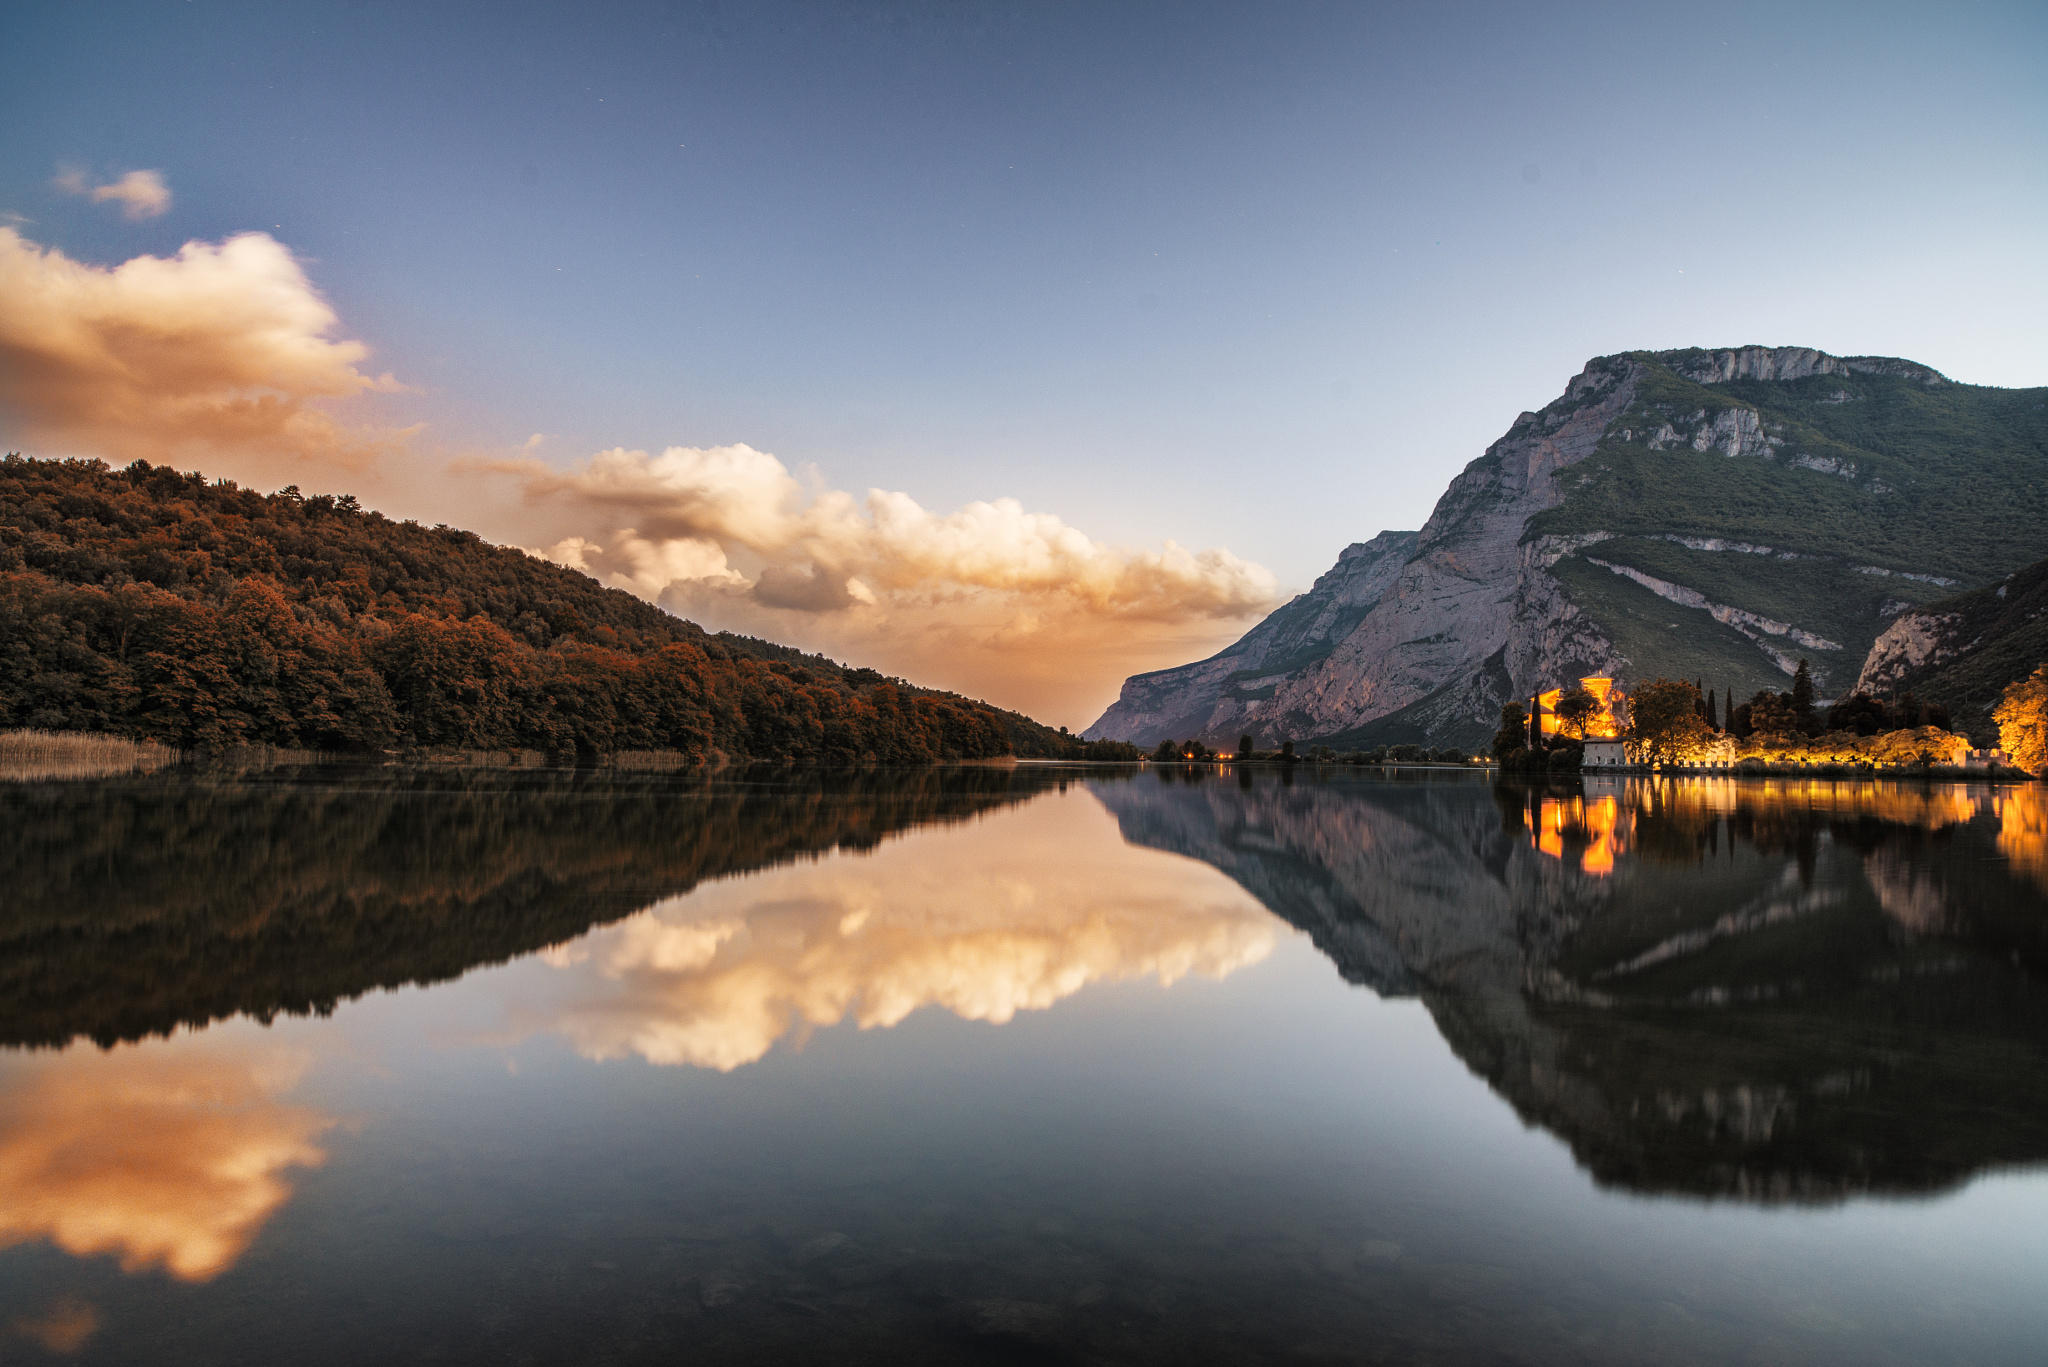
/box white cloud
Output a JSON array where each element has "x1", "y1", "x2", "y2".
[{"x1": 0, "y1": 227, "x2": 410, "y2": 480}]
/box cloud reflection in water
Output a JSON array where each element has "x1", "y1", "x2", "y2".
[
  {"x1": 510, "y1": 793, "x2": 1280, "y2": 1070},
  {"x1": 0, "y1": 1040, "x2": 331, "y2": 1282}
]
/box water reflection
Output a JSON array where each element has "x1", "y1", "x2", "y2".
[
  {"x1": 507, "y1": 795, "x2": 1275, "y2": 1069},
  {"x1": 0, "y1": 765, "x2": 1276, "y2": 1291},
  {"x1": 0, "y1": 1039, "x2": 329, "y2": 1281},
  {"x1": 12, "y1": 1295, "x2": 99, "y2": 1355},
  {"x1": 1, "y1": 761, "x2": 2044, "y2": 1339},
  {"x1": 1097, "y1": 773, "x2": 2048, "y2": 1202},
  {"x1": 0, "y1": 766, "x2": 1066, "y2": 1049}
]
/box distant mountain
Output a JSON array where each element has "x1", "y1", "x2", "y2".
[
  {"x1": 1088, "y1": 347, "x2": 2048, "y2": 748},
  {"x1": 1856, "y1": 553, "x2": 2048, "y2": 743},
  {"x1": 1086, "y1": 530, "x2": 1416, "y2": 745},
  {"x1": 0, "y1": 456, "x2": 1076, "y2": 761}
]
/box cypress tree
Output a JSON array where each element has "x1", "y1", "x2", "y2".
[
  {"x1": 1791, "y1": 659, "x2": 1816, "y2": 732},
  {"x1": 1706, "y1": 689, "x2": 1719, "y2": 731},
  {"x1": 1528, "y1": 694, "x2": 1544, "y2": 750}
]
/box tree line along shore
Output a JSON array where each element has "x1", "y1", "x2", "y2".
[{"x1": 0, "y1": 456, "x2": 1145, "y2": 766}]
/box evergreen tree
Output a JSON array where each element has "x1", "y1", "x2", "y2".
[
  {"x1": 1791, "y1": 659, "x2": 1817, "y2": 732},
  {"x1": 1527, "y1": 694, "x2": 1544, "y2": 750},
  {"x1": 1705, "y1": 689, "x2": 1719, "y2": 731},
  {"x1": 1491, "y1": 702, "x2": 1529, "y2": 760}
]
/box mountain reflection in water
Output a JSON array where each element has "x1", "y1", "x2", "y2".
[
  {"x1": 1099, "y1": 770, "x2": 2048, "y2": 1202},
  {"x1": 1, "y1": 766, "x2": 2046, "y2": 1365}
]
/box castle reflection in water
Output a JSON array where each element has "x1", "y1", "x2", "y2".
[{"x1": 0, "y1": 763, "x2": 2043, "y2": 1315}]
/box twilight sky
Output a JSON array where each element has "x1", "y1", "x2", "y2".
[{"x1": 2, "y1": 0, "x2": 2044, "y2": 726}]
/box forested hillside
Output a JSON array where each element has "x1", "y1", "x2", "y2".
[
  {"x1": 1855, "y1": 553, "x2": 2048, "y2": 742},
  {"x1": 0, "y1": 456, "x2": 1086, "y2": 762},
  {"x1": 1529, "y1": 352, "x2": 2048, "y2": 701}
]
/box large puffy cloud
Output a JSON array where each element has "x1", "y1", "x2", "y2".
[
  {"x1": 0, "y1": 1038, "x2": 331, "y2": 1282},
  {"x1": 497, "y1": 443, "x2": 1281, "y2": 723},
  {"x1": 54, "y1": 167, "x2": 172, "y2": 220},
  {"x1": 0, "y1": 227, "x2": 408, "y2": 483},
  {"x1": 0, "y1": 225, "x2": 1278, "y2": 724},
  {"x1": 496, "y1": 790, "x2": 1279, "y2": 1071}
]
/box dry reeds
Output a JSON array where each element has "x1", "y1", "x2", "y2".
[
  {"x1": 601, "y1": 749, "x2": 694, "y2": 772},
  {"x1": 0, "y1": 729, "x2": 182, "y2": 781}
]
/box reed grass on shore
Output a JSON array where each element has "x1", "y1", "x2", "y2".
[{"x1": 0, "y1": 729, "x2": 183, "y2": 781}]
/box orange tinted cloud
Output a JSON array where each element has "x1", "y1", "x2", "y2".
[
  {"x1": 54, "y1": 167, "x2": 173, "y2": 220},
  {"x1": 510, "y1": 791, "x2": 1279, "y2": 1070},
  {"x1": 0, "y1": 1040, "x2": 331, "y2": 1282},
  {"x1": 0, "y1": 225, "x2": 1275, "y2": 723},
  {"x1": 0, "y1": 227, "x2": 409, "y2": 484},
  {"x1": 496, "y1": 443, "x2": 1280, "y2": 722}
]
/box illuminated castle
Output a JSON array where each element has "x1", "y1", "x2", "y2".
[{"x1": 1532, "y1": 676, "x2": 1633, "y2": 768}]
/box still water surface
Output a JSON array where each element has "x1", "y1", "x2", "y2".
[{"x1": 1, "y1": 766, "x2": 2044, "y2": 1363}]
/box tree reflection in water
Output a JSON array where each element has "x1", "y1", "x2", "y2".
[
  {"x1": 1098, "y1": 772, "x2": 2048, "y2": 1203},
  {"x1": 0, "y1": 765, "x2": 1074, "y2": 1049}
]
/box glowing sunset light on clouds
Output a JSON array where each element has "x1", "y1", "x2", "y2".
[
  {"x1": 0, "y1": 214, "x2": 1280, "y2": 725},
  {"x1": 5, "y1": 3, "x2": 2043, "y2": 724}
]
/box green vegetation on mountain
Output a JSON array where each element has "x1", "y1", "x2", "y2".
[
  {"x1": 1546, "y1": 557, "x2": 1789, "y2": 703},
  {"x1": 0, "y1": 456, "x2": 1084, "y2": 762},
  {"x1": 1531, "y1": 357, "x2": 2048, "y2": 695},
  {"x1": 1864, "y1": 554, "x2": 2048, "y2": 743}
]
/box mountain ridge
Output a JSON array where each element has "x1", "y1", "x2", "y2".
[{"x1": 1088, "y1": 346, "x2": 2048, "y2": 747}]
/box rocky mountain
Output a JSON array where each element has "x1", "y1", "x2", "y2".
[
  {"x1": 1088, "y1": 346, "x2": 2048, "y2": 748},
  {"x1": 1855, "y1": 553, "x2": 2048, "y2": 743},
  {"x1": 1083, "y1": 530, "x2": 1416, "y2": 745}
]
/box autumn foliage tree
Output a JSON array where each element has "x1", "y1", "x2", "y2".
[
  {"x1": 1626, "y1": 678, "x2": 1713, "y2": 765},
  {"x1": 1993, "y1": 665, "x2": 2048, "y2": 774},
  {"x1": 0, "y1": 456, "x2": 1074, "y2": 762}
]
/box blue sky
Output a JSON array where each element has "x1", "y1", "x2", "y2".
[{"x1": 3, "y1": 0, "x2": 2044, "y2": 721}]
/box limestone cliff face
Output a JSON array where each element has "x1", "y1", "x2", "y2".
[
  {"x1": 1089, "y1": 344, "x2": 2045, "y2": 748},
  {"x1": 1083, "y1": 529, "x2": 1417, "y2": 744},
  {"x1": 1257, "y1": 357, "x2": 1640, "y2": 742},
  {"x1": 1856, "y1": 611, "x2": 1963, "y2": 696},
  {"x1": 1084, "y1": 355, "x2": 1643, "y2": 747},
  {"x1": 1661, "y1": 345, "x2": 1946, "y2": 386}
]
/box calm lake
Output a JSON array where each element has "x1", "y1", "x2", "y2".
[{"x1": 2, "y1": 765, "x2": 2044, "y2": 1364}]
